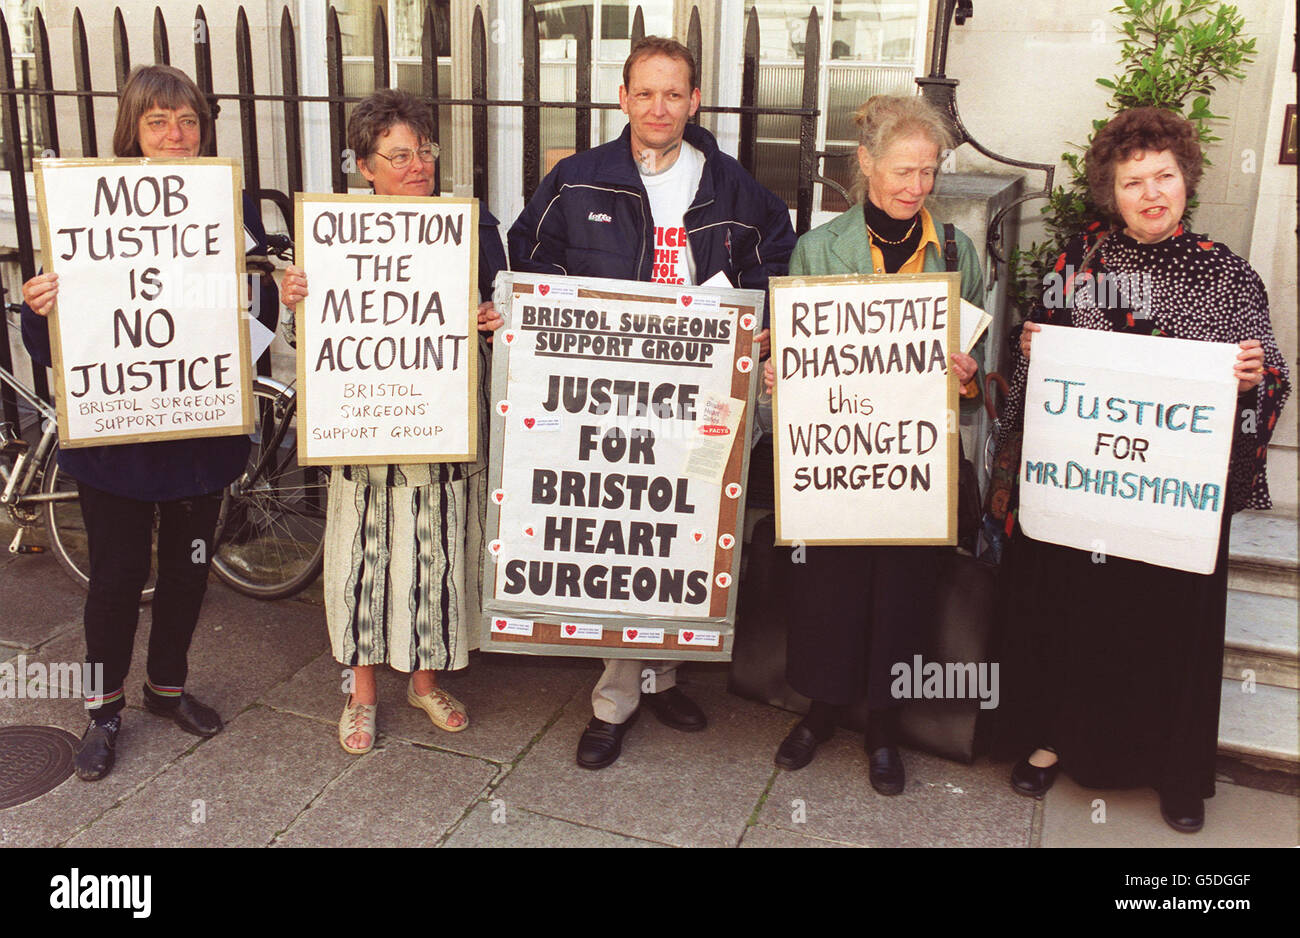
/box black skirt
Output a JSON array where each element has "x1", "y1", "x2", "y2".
[{"x1": 991, "y1": 514, "x2": 1232, "y2": 800}]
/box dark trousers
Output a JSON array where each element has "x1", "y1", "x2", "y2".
[
  {"x1": 784, "y1": 543, "x2": 937, "y2": 709},
  {"x1": 78, "y1": 481, "x2": 223, "y2": 718}
]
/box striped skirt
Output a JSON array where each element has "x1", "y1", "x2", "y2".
[{"x1": 323, "y1": 465, "x2": 486, "y2": 673}]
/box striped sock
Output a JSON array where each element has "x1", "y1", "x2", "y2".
[
  {"x1": 145, "y1": 680, "x2": 183, "y2": 701},
  {"x1": 85, "y1": 686, "x2": 123, "y2": 711}
]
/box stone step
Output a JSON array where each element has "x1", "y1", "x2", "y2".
[
  {"x1": 1228, "y1": 510, "x2": 1298, "y2": 599},
  {"x1": 1217, "y1": 679, "x2": 1298, "y2": 772},
  {"x1": 1222, "y1": 590, "x2": 1299, "y2": 689}
]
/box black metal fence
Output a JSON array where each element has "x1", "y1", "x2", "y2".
[{"x1": 0, "y1": 1, "x2": 825, "y2": 424}]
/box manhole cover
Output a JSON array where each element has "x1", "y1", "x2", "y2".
[{"x1": 0, "y1": 725, "x2": 80, "y2": 809}]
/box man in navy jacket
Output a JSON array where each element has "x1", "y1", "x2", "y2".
[{"x1": 509, "y1": 36, "x2": 795, "y2": 770}]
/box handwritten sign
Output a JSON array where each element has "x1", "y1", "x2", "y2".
[
  {"x1": 35, "y1": 159, "x2": 251, "y2": 447},
  {"x1": 294, "y1": 194, "x2": 478, "y2": 465},
  {"x1": 481, "y1": 274, "x2": 762, "y2": 661},
  {"x1": 1019, "y1": 325, "x2": 1238, "y2": 574},
  {"x1": 769, "y1": 273, "x2": 960, "y2": 545}
]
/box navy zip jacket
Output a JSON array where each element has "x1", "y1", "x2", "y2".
[
  {"x1": 20, "y1": 195, "x2": 263, "y2": 502},
  {"x1": 508, "y1": 123, "x2": 795, "y2": 308}
]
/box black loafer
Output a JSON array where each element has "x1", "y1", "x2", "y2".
[
  {"x1": 576, "y1": 712, "x2": 638, "y2": 770},
  {"x1": 868, "y1": 745, "x2": 905, "y2": 795},
  {"x1": 774, "y1": 720, "x2": 833, "y2": 771},
  {"x1": 641, "y1": 686, "x2": 707, "y2": 732},
  {"x1": 1010, "y1": 756, "x2": 1060, "y2": 798},
  {"x1": 1159, "y1": 793, "x2": 1204, "y2": 834},
  {"x1": 74, "y1": 716, "x2": 121, "y2": 781},
  {"x1": 144, "y1": 691, "x2": 223, "y2": 737}
]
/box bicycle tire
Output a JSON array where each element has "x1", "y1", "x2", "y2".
[
  {"x1": 211, "y1": 379, "x2": 327, "y2": 600},
  {"x1": 41, "y1": 445, "x2": 159, "y2": 603}
]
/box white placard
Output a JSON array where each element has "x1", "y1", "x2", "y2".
[
  {"x1": 1018, "y1": 325, "x2": 1238, "y2": 574},
  {"x1": 35, "y1": 159, "x2": 251, "y2": 447},
  {"x1": 294, "y1": 194, "x2": 478, "y2": 465},
  {"x1": 769, "y1": 273, "x2": 960, "y2": 545}
]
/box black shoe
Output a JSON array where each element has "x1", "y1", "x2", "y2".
[
  {"x1": 576, "y1": 712, "x2": 638, "y2": 770},
  {"x1": 641, "y1": 686, "x2": 707, "y2": 732},
  {"x1": 74, "y1": 716, "x2": 120, "y2": 781},
  {"x1": 143, "y1": 691, "x2": 223, "y2": 737},
  {"x1": 868, "y1": 745, "x2": 905, "y2": 795},
  {"x1": 1159, "y1": 792, "x2": 1204, "y2": 834},
  {"x1": 774, "y1": 720, "x2": 833, "y2": 771},
  {"x1": 1010, "y1": 755, "x2": 1060, "y2": 798}
]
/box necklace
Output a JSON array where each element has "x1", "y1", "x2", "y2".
[{"x1": 866, "y1": 216, "x2": 918, "y2": 245}]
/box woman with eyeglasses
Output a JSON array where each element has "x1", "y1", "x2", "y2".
[{"x1": 279, "y1": 89, "x2": 506, "y2": 754}]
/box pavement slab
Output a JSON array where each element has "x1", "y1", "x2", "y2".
[
  {"x1": 65, "y1": 706, "x2": 354, "y2": 848},
  {"x1": 739, "y1": 825, "x2": 854, "y2": 847},
  {"x1": 756, "y1": 732, "x2": 1035, "y2": 847},
  {"x1": 0, "y1": 550, "x2": 87, "y2": 650},
  {"x1": 274, "y1": 739, "x2": 497, "y2": 848},
  {"x1": 492, "y1": 682, "x2": 792, "y2": 848},
  {"x1": 1040, "y1": 775, "x2": 1300, "y2": 847},
  {"x1": 443, "y1": 801, "x2": 666, "y2": 847},
  {"x1": 261, "y1": 649, "x2": 597, "y2": 764}
]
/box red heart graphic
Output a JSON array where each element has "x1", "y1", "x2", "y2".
[
  {"x1": 497, "y1": 402, "x2": 509, "y2": 414},
  {"x1": 495, "y1": 619, "x2": 507, "y2": 630},
  {"x1": 627, "y1": 629, "x2": 638, "y2": 640},
  {"x1": 539, "y1": 284, "x2": 550, "y2": 296},
  {"x1": 720, "y1": 534, "x2": 734, "y2": 548},
  {"x1": 682, "y1": 631, "x2": 694, "y2": 642},
  {"x1": 681, "y1": 295, "x2": 692, "y2": 307},
  {"x1": 741, "y1": 314, "x2": 755, "y2": 330},
  {"x1": 524, "y1": 527, "x2": 534, "y2": 537},
  {"x1": 726, "y1": 484, "x2": 740, "y2": 497},
  {"x1": 738, "y1": 357, "x2": 753, "y2": 372},
  {"x1": 693, "y1": 532, "x2": 703, "y2": 542},
  {"x1": 565, "y1": 624, "x2": 576, "y2": 635},
  {"x1": 493, "y1": 491, "x2": 504, "y2": 503},
  {"x1": 503, "y1": 331, "x2": 516, "y2": 344},
  {"x1": 524, "y1": 417, "x2": 536, "y2": 428}
]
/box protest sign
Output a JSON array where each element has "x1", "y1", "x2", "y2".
[
  {"x1": 481, "y1": 274, "x2": 762, "y2": 661},
  {"x1": 34, "y1": 159, "x2": 251, "y2": 447},
  {"x1": 1018, "y1": 325, "x2": 1238, "y2": 574},
  {"x1": 294, "y1": 194, "x2": 478, "y2": 465},
  {"x1": 769, "y1": 272, "x2": 960, "y2": 545}
]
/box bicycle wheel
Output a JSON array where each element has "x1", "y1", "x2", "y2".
[
  {"x1": 211, "y1": 380, "x2": 327, "y2": 600},
  {"x1": 42, "y1": 447, "x2": 159, "y2": 603}
]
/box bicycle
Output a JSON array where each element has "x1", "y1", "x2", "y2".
[{"x1": 1, "y1": 298, "x2": 326, "y2": 601}]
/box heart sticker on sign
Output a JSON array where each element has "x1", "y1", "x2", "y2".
[
  {"x1": 740, "y1": 313, "x2": 756, "y2": 331},
  {"x1": 487, "y1": 539, "x2": 503, "y2": 557},
  {"x1": 692, "y1": 529, "x2": 705, "y2": 543},
  {"x1": 503, "y1": 331, "x2": 517, "y2": 345},
  {"x1": 725, "y1": 482, "x2": 741, "y2": 499},
  {"x1": 626, "y1": 629, "x2": 638, "y2": 640},
  {"x1": 523, "y1": 417, "x2": 536, "y2": 429},
  {"x1": 680, "y1": 295, "x2": 693, "y2": 307},
  {"x1": 564, "y1": 624, "x2": 576, "y2": 636},
  {"x1": 682, "y1": 631, "x2": 694, "y2": 642},
  {"x1": 495, "y1": 618, "x2": 507, "y2": 630},
  {"x1": 492, "y1": 489, "x2": 506, "y2": 505},
  {"x1": 718, "y1": 533, "x2": 735, "y2": 550},
  {"x1": 496, "y1": 400, "x2": 510, "y2": 416},
  {"x1": 523, "y1": 525, "x2": 535, "y2": 538},
  {"x1": 715, "y1": 572, "x2": 732, "y2": 589},
  {"x1": 539, "y1": 284, "x2": 550, "y2": 296},
  {"x1": 737, "y1": 356, "x2": 753, "y2": 373}
]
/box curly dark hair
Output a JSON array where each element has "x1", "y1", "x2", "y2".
[
  {"x1": 347, "y1": 88, "x2": 436, "y2": 162},
  {"x1": 1085, "y1": 107, "x2": 1202, "y2": 218},
  {"x1": 622, "y1": 36, "x2": 697, "y2": 93}
]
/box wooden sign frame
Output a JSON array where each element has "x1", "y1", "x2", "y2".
[
  {"x1": 768, "y1": 271, "x2": 960, "y2": 546},
  {"x1": 35, "y1": 157, "x2": 252, "y2": 448},
  {"x1": 293, "y1": 193, "x2": 479, "y2": 466},
  {"x1": 480, "y1": 272, "x2": 763, "y2": 662}
]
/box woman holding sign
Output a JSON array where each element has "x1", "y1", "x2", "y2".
[
  {"x1": 20, "y1": 65, "x2": 269, "y2": 780},
  {"x1": 993, "y1": 108, "x2": 1290, "y2": 832},
  {"x1": 278, "y1": 89, "x2": 506, "y2": 755},
  {"x1": 762, "y1": 94, "x2": 985, "y2": 794}
]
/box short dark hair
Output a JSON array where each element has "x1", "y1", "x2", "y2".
[
  {"x1": 622, "y1": 36, "x2": 697, "y2": 93},
  {"x1": 1086, "y1": 107, "x2": 1203, "y2": 218},
  {"x1": 113, "y1": 65, "x2": 212, "y2": 157},
  {"x1": 347, "y1": 88, "x2": 436, "y2": 161}
]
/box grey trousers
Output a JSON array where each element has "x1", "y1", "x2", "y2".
[{"x1": 591, "y1": 659, "x2": 680, "y2": 724}]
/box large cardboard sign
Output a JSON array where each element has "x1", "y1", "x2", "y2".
[
  {"x1": 769, "y1": 273, "x2": 960, "y2": 545},
  {"x1": 294, "y1": 194, "x2": 478, "y2": 465},
  {"x1": 481, "y1": 274, "x2": 762, "y2": 662},
  {"x1": 34, "y1": 159, "x2": 252, "y2": 447},
  {"x1": 1019, "y1": 325, "x2": 1238, "y2": 574}
]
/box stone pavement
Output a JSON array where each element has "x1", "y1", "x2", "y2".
[{"x1": 1, "y1": 545, "x2": 1296, "y2": 849}]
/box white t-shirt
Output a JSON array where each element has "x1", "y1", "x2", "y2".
[{"x1": 640, "y1": 141, "x2": 704, "y2": 286}]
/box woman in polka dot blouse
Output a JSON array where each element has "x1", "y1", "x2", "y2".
[{"x1": 991, "y1": 107, "x2": 1290, "y2": 834}]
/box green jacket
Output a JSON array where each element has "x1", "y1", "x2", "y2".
[{"x1": 789, "y1": 204, "x2": 987, "y2": 413}]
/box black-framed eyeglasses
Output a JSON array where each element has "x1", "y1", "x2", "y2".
[{"x1": 371, "y1": 143, "x2": 440, "y2": 170}]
